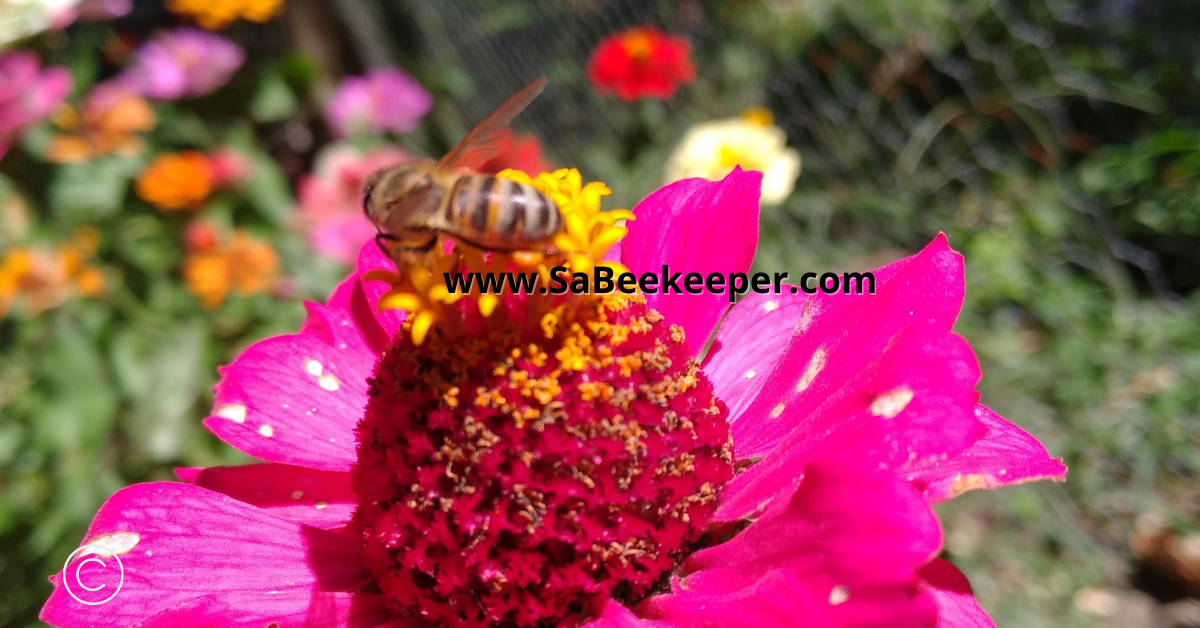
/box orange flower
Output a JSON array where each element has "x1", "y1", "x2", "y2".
[
  {"x1": 46, "y1": 81, "x2": 157, "y2": 162},
  {"x1": 136, "y1": 150, "x2": 213, "y2": 212},
  {"x1": 0, "y1": 228, "x2": 105, "y2": 318},
  {"x1": 166, "y1": 0, "x2": 283, "y2": 29},
  {"x1": 183, "y1": 230, "x2": 278, "y2": 309}
]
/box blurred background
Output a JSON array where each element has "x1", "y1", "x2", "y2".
[{"x1": 1, "y1": 0, "x2": 1198, "y2": 626}]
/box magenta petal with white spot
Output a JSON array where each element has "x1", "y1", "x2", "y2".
[
  {"x1": 729, "y1": 234, "x2": 966, "y2": 458},
  {"x1": 908, "y1": 405, "x2": 1067, "y2": 502},
  {"x1": 701, "y1": 288, "x2": 810, "y2": 423},
  {"x1": 42, "y1": 164, "x2": 1063, "y2": 628},
  {"x1": 41, "y1": 483, "x2": 373, "y2": 628},
  {"x1": 646, "y1": 461, "x2": 941, "y2": 628},
  {"x1": 176, "y1": 464, "x2": 356, "y2": 529},
  {"x1": 203, "y1": 278, "x2": 378, "y2": 472},
  {"x1": 717, "y1": 325, "x2": 984, "y2": 520},
  {"x1": 621, "y1": 168, "x2": 761, "y2": 355},
  {"x1": 919, "y1": 559, "x2": 996, "y2": 628}
]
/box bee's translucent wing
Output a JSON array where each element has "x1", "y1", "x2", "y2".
[{"x1": 438, "y1": 77, "x2": 548, "y2": 172}]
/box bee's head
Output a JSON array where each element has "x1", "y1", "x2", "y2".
[{"x1": 362, "y1": 161, "x2": 437, "y2": 223}]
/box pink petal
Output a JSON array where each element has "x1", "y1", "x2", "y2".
[
  {"x1": 621, "y1": 169, "x2": 761, "y2": 355},
  {"x1": 649, "y1": 460, "x2": 941, "y2": 628},
  {"x1": 717, "y1": 325, "x2": 984, "y2": 520},
  {"x1": 641, "y1": 571, "x2": 835, "y2": 628},
  {"x1": 355, "y1": 241, "x2": 406, "y2": 337},
  {"x1": 326, "y1": 271, "x2": 392, "y2": 356},
  {"x1": 566, "y1": 600, "x2": 671, "y2": 628},
  {"x1": 919, "y1": 559, "x2": 996, "y2": 628},
  {"x1": 203, "y1": 287, "x2": 377, "y2": 471},
  {"x1": 601, "y1": 239, "x2": 622, "y2": 264},
  {"x1": 729, "y1": 234, "x2": 966, "y2": 458},
  {"x1": 310, "y1": 214, "x2": 380, "y2": 265},
  {"x1": 908, "y1": 405, "x2": 1067, "y2": 503},
  {"x1": 176, "y1": 464, "x2": 355, "y2": 529},
  {"x1": 701, "y1": 289, "x2": 810, "y2": 423},
  {"x1": 41, "y1": 482, "x2": 371, "y2": 628},
  {"x1": 135, "y1": 591, "x2": 399, "y2": 628}
]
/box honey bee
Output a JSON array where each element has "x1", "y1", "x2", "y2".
[{"x1": 363, "y1": 77, "x2": 563, "y2": 264}]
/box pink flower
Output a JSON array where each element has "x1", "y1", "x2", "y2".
[
  {"x1": 76, "y1": 0, "x2": 133, "y2": 21},
  {"x1": 295, "y1": 144, "x2": 413, "y2": 264},
  {"x1": 0, "y1": 51, "x2": 71, "y2": 160},
  {"x1": 122, "y1": 28, "x2": 244, "y2": 100},
  {"x1": 206, "y1": 146, "x2": 253, "y2": 188},
  {"x1": 325, "y1": 68, "x2": 433, "y2": 138},
  {"x1": 42, "y1": 169, "x2": 1065, "y2": 628}
]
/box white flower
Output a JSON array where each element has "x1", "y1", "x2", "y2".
[
  {"x1": 665, "y1": 109, "x2": 802, "y2": 205},
  {"x1": 0, "y1": 0, "x2": 79, "y2": 46}
]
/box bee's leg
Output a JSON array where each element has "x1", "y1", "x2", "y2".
[
  {"x1": 377, "y1": 233, "x2": 417, "y2": 269},
  {"x1": 375, "y1": 232, "x2": 399, "y2": 256}
]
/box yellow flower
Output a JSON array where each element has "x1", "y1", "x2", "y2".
[
  {"x1": 664, "y1": 109, "x2": 802, "y2": 205},
  {"x1": 136, "y1": 151, "x2": 213, "y2": 212},
  {"x1": 497, "y1": 168, "x2": 633, "y2": 277},
  {"x1": 166, "y1": 0, "x2": 283, "y2": 29},
  {"x1": 366, "y1": 253, "x2": 465, "y2": 346}
]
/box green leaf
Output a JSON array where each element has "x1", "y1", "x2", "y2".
[
  {"x1": 278, "y1": 54, "x2": 319, "y2": 90},
  {"x1": 111, "y1": 323, "x2": 206, "y2": 461},
  {"x1": 251, "y1": 70, "x2": 299, "y2": 123},
  {"x1": 32, "y1": 321, "x2": 118, "y2": 453},
  {"x1": 242, "y1": 151, "x2": 294, "y2": 225},
  {"x1": 48, "y1": 156, "x2": 142, "y2": 223},
  {"x1": 154, "y1": 105, "x2": 217, "y2": 148},
  {"x1": 114, "y1": 215, "x2": 178, "y2": 275}
]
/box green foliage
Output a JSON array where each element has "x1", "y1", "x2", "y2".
[{"x1": 0, "y1": 18, "x2": 316, "y2": 628}]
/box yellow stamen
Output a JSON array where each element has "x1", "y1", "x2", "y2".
[
  {"x1": 620, "y1": 29, "x2": 656, "y2": 59},
  {"x1": 740, "y1": 106, "x2": 775, "y2": 127}
]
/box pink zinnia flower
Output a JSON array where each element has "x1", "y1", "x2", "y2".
[
  {"x1": 295, "y1": 144, "x2": 413, "y2": 264},
  {"x1": 206, "y1": 145, "x2": 253, "y2": 188},
  {"x1": 42, "y1": 168, "x2": 1065, "y2": 628},
  {"x1": 122, "y1": 28, "x2": 245, "y2": 100},
  {"x1": 0, "y1": 51, "x2": 71, "y2": 160},
  {"x1": 75, "y1": 0, "x2": 133, "y2": 21},
  {"x1": 325, "y1": 68, "x2": 433, "y2": 139}
]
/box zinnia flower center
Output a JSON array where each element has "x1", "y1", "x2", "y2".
[
  {"x1": 718, "y1": 144, "x2": 764, "y2": 171},
  {"x1": 353, "y1": 169, "x2": 734, "y2": 627},
  {"x1": 353, "y1": 293, "x2": 733, "y2": 627},
  {"x1": 620, "y1": 30, "x2": 657, "y2": 60}
]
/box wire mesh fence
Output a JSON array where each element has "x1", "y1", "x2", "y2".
[{"x1": 385, "y1": 0, "x2": 1182, "y2": 297}]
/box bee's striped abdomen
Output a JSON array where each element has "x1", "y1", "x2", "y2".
[{"x1": 449, "y1": 175, "x2": 562, "y2": 248}]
